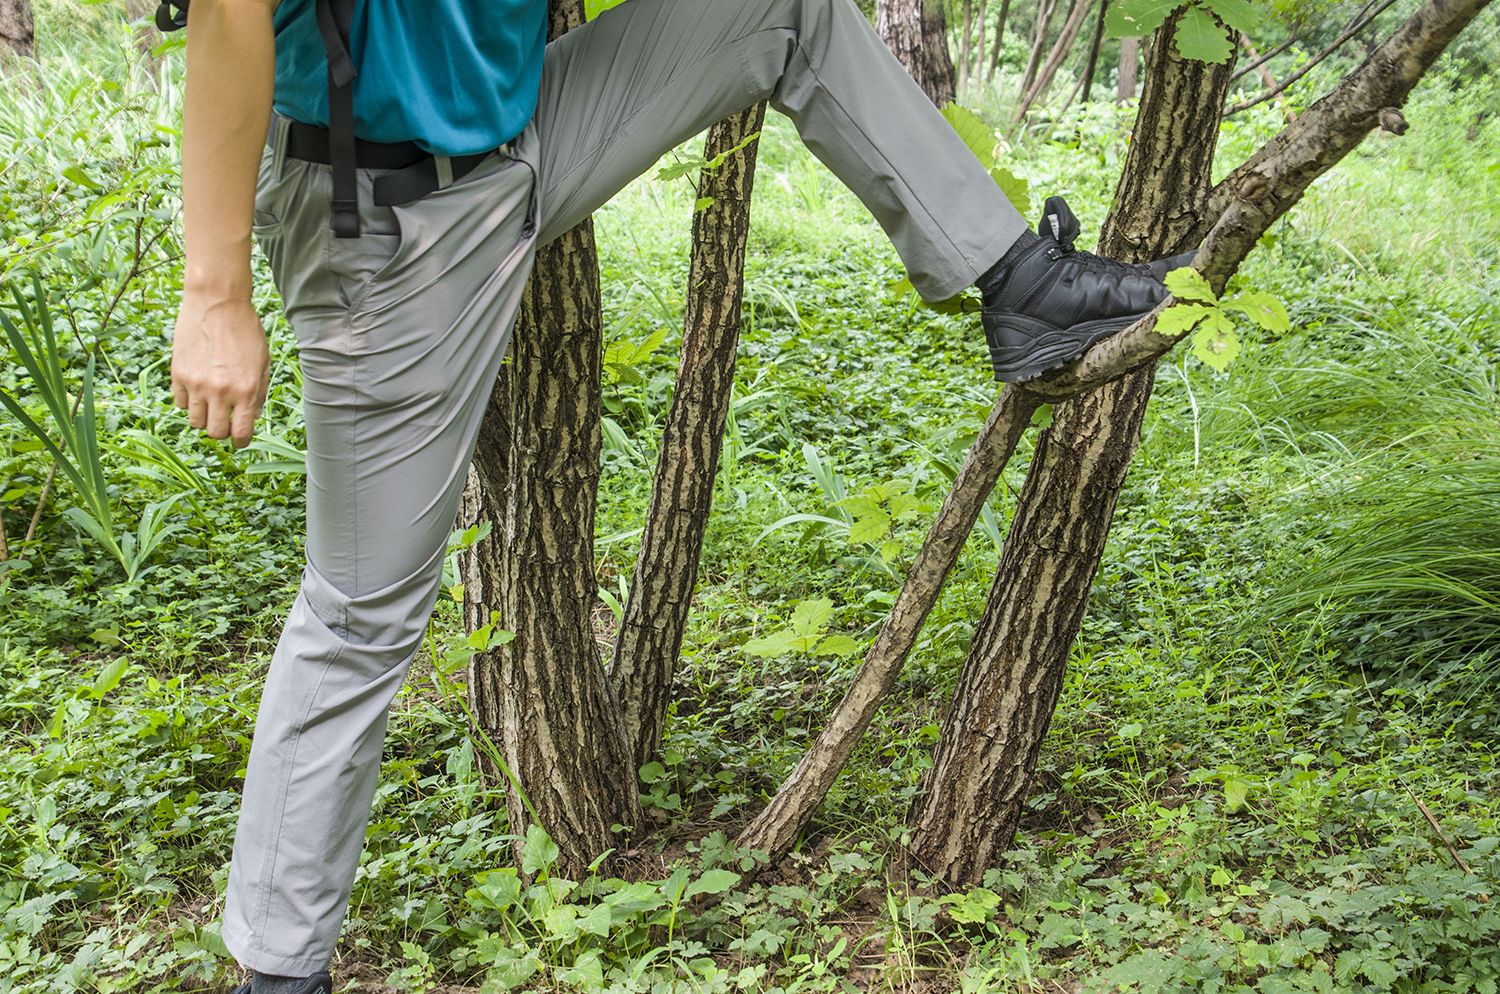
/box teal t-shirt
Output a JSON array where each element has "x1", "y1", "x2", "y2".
[{"x1": 272, "y1": 0, "x2": 547, "y2": 156}]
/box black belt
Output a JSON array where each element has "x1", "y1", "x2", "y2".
[{"x1": 279, "y1": 116, "x2": 495, "y2": 210}]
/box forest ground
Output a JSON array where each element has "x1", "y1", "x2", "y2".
[{"x1": 1, "y1": 6, "x2": 1498, "y2": 993}]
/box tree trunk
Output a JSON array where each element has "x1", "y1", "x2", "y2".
[
  {"x1": 1017, "y1": 0, "x2": 1065, "y2": 104},
  {"x1": 1015, "y1": 0, "x2": 1094, "y2": 121},
  {"x1": 1118, "y1": 36, "x2": 1139, "y2": 101},
  {"x1": 877, "y1": 0, "x2": 957, "y2": 106},
  {"x1": 732, "y1": 0, "x2": 1488, "y2": 869},
  {"x1": 958, "y1": 0, "x2": 973, "y2": 93},
  {"x1": 0, "y1": 0, "x2": 33, "y2": 58},
  {"x1": 610, "y1": 101, "x2": 768, "y2": 769},
  {"x1": 907, "y1": 7, "x2": 1235, "y2": 887},
  {"x1": 1080, "y1": 0, "x2": 1110, "y2": 103},
  {"x1": 986, "y1": 0, "x2": 1012, "y2": 81},
  {"x1": 462, "y1": 0, "x2": 643, "y2": 879}
]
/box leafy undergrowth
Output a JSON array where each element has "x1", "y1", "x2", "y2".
[{"x1": 2, "y1": 6, "x2": 1500, "y2": 993}]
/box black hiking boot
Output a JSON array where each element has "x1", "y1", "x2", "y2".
[
  {"x1": 977, "y1": 196, "x2": 1195, "y2": 383},
  {"x1": 228, "y1": 972, "x2": 333, "y2": 994}
]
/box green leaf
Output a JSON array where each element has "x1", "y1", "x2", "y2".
[
  {"x1": 790, "y1": 598, "x2": 835, "y2": 636},
  {"x1": 91, "y1": 658, "x2": 129, "y2": 699},
  {"x1": 1106, "y1": 0, "x2": 1183, "y2": 38},
  {"x1": 990, "y1": 166, "x2": 1031, "y2": 216},
  {"x1": 1222, "y1": 290, "x2": 1290, "y2": 333},
  {"x1": 814, "y1": 634, "x2": 861, "y2": 657},
  {"x1": 939, "y1": 103, "x2": 995, "y2": 168},
  {"x1": 847, "y1": 505, "x2": 892, "y2": 545},
  {"x1": 1174, "y1": 5, "x2": 1234, "y2": 63},
  {"x1": 1164, "y1": 266, "x2": 1215, "y2": 303},
  {"x1": 1223, "y1": 776, "x2": 1253, "y2": 813},
  {"x1": 1191, "y1": 312, "x2": 1243, "y2": 372},
  {"x1": 1155, "y1": 303, "x2": 1216, "y2": 335},
  {"x1": 1201, "y1": 0, "x2": 1262, "y2": 34},
  {"x1": 684, "y1": 868, "x2": 743, "y2": 900},
  {"x1": 1031, "y1": 403, "x2": 1054, "y2": 429},
  {"x1": 743, "y1": 630, "x2": 798, "y2": 658},
  {"x1": 521, "y1": 824, "x2": 560, "y2": 876},
  {"x1": 694, "y1": 196, "x2": 715, "y2": 212}
]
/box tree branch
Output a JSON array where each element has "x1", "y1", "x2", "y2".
[
  {"x1": 1225, "y1": 0, "x2": 1397, "y2": 115},
  {"x1": 735, "y1": 0, "x2": 1495, "y2": 863}
]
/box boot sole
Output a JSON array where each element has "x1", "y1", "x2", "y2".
[{"x1": 985, "y1": 312, "x2": 1147, "y2": 384}]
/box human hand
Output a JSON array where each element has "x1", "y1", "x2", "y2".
[{"x1": 170, "y1": 289, "x2": 270, "y2": 449}]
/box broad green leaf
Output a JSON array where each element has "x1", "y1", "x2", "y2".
[
  {"x1": 879, "y1": 537, "x2": 903, "y2": 564},
  {"x1": 557, "y1": 950, "x2": 605, "y2": 989},
  {"x1": 1222, "y1": 290, "x2": 1290, "y2": 333},
  {"x1": 482, "y1": 949, "x2": 540, "y2": 991},
  {"x1": 887, "y1": 492, "x2": 920, "y2": 520},
  {"x1": 639, "y1": 761, "x2": 667, "y2": 782},
  {"x1": 789, "y1": 598, "x2": 835, "y2": 635},
  {"x1": 1031, "y1": 403, "x2": 1054, "y2": 428},
  {"x1": 1154, "y1": 303, "x2": 1216, "y2": 335},
  {"x1": 684, "y1": 868, "x2": 743, "y2": 900},
  {"x1": 939, "y1": 103, "x2": 995, "y2": 168},
  {"x1": 1106, "y1": 0, "x2": 1183, "y2": 38},
  {"x1": 1192, "y1": 312, "x2": 1243, "y2": 372},
  {"x1": 1223, "y1": 775, "x2": 1253, "y2": 813},
  {"x1": 990, "y1": 166, "x2": 1031, "y2": 216},
  {"x1": 1174, "y1": 5, "x2": 1235, "y2": 63},
  {"x1": 847, "y1": 506, "x2": 892, "y2": 545},
  {"x1": 743, "y1": 629, "x2": 798, "y2": 658},
  {"x1": 1201, "y1": 0, "x2": 1262, "y2": 34},
  {"x1": 814, "y1": 634, "x2": 861, "y2": 657},
  {"x1": 694, "y1": 196, "x2": 715, "y2": 212},
  {"x1": 1164, "y1": 266, "x2": 1215, "y2": 303},
  {"x1": 91, "y1": 658, "x2": 129, "y2": 699},
  {"x1": 888, "y1": 275, "x2": 916, "y2": 296},
  {"x1": 521, "y1": 824, "x2": 560, "y2": 876}
]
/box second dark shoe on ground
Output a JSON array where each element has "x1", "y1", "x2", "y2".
[{"x1": 976, "y1": 196, "x2": 1194, "y2": 383}]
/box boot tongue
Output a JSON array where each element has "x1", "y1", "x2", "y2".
[{"x1": 1041, "y1": 196, "x2": 1080, "y2": 252}]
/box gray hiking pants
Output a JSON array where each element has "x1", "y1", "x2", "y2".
[{"x1": 223, "y1": 0, "x2": 1027, "y2": 974}]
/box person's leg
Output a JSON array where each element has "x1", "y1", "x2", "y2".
[
  {"x1": 221, "y1": 137, "x2": 538, "y2": 977},
  {"x1": 530, "y1": 0, "x2": 1027, "y2": 302}
]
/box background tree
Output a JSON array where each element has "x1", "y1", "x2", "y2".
[
  {"x1": 877, "y1": 0, "x2": 957, "y2": 106},
  {"x1": 1, "y1": 0, "x2": 34, "y2": 58}
]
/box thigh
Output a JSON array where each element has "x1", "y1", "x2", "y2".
[
  {"x1": 531, "y1": 0, "x2": 811, "y2": 244},
  {"x1": 254, "y1": 150, "x2": 538, "y2": 600}
]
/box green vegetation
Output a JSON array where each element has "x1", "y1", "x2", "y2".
[{"x1": 1, "y1": 4, "x2": 1498, "y2": 992}]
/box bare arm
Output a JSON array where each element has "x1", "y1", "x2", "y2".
[{"x1": 171, "y1": 0, "x2": 277, "y2": 449}]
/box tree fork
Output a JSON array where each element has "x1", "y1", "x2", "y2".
[
  {"x1": 611, "y1": 101, "x2": 769, "y2": 769},
  {"x1": 735, "y1": 0, "x2": 1489, "y2": 868},
  {"x1": 907, "y1": 8, "x2": 1233, "y2": 884}
]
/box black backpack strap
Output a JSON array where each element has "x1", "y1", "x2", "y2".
[{"x1": 315, "y1": 0, "x2": 361, "y2": 238}]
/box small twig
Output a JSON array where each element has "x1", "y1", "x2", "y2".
[
  {"x1": 1229, "y1": 31, "x2": 1298, "y2": 84},
  {"x1": 23, "y1": 461, "x2": 59, "y2": 544},
  {"x1": 1226, "y1": 0, "x2": 1398, "y2": 115},
  {"x1": 1398, "y1": 776, "x2": 1475, "y2": 876}
]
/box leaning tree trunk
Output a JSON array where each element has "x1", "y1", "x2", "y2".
[
  {"x1": 1, "y1": 0, "x2": 33, "y2": 58},
  {"x1": 463, "y1": 0, "x2": 643, "y2": 878},
  {"x1": 1118, "y1": 36, "x2": 1139, "y2": 101},
  {"x1": 610, "y1": 101, "x2": 768, "y2": 769},
  {"x1": 1015, "y1": 0, "x2": 1094, "y2": 121},
  {"x1": 986, "y1": 0, "x2": 1012, "y2": 81},
  {"x1": 1017, "y1": 0, "x2": 1066, "y2": 104},
  {"x1": 907, "y1": 7, "x2": 1235, "y2": 886},
  {"x1": 877, "y1": 0, "x2": 957, "y2": 106},
  {"x1": 736, "y1": 0, "x2": 1487, "y2": 870}
]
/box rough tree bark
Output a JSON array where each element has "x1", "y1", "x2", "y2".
[
  {"x1": 877, "y1": 0, "x2": 957, "y2": 106},
  {"x1": 1, "y1": 0, "x2": 33, "y2": 58},
  {"x1": 738, "y1": 0, "x2": 1491, "y2": 871},
  {"x1": 610, "y1": 101, "x2": 769, "y2": 769},
  {"x1": 462, "y1": 0, "x2": 643, "y2": 877}
]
